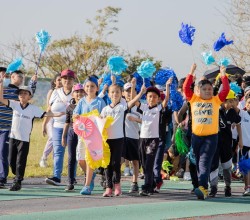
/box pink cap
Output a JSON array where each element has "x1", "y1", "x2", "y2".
[
  {"x1": 73, "y1": 83, "x2": 84, "y2": 91},
  {"x1": 61, "y1": 69, "x2": 76, "y2": 79}
]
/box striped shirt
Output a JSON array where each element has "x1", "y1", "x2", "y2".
[{"x1": 0, "y1": 81, "x2": 37, "y2": 131}]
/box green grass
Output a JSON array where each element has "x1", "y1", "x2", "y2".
[{"x1": 9, "y1": 120, "x2": 72, "y2": 178}]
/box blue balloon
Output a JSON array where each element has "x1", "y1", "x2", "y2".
[
  {"x1": 239, "y1": 156, "x2": 250, "y2": 175},
  {"x1": 179, "y1": 23, "x2": 196, "y2": 46},
  {"x1": 107, "y1": 56, "x2": 128, "y2": 75},
  {"x1": 213, "y1": 33, "x2": 233, "y2": 52},
  {"x1": 201, "y1": 51, "x2": 215, "y2": 65},
  {"x1": 154, "y1": 67, "x2": 176, "y2": 86},
  {"x1": 36, "y1": 29, "x2": 51, "y2": 53},
  {"x1": 137, "y1": 60, "x2": 156, "y2": 78},
  {"x1": 6, "y1": 58, "x2": 23, "y2": 74}
]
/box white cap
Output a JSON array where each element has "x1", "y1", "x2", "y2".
[
  {"x1": 123, "y1": 82, "x2": 132, "y2": 91},
  {"x1": 155, "y1": 84, "x2": 165, "y2": 92},
  {"x1": 18, "y1": 86, "x2": 33, "y2": 96}
]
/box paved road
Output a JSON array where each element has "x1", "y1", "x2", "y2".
[{"x1": 0, "y1": 176, "x2": 250, "y2": 220}]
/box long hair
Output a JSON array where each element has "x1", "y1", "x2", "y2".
[{"x1": 51, "y1": 73, "x2": 61, "y2": 90}]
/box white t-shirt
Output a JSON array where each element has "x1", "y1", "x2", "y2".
[
  {"x1": 49, "y1": 88, "x2": 72, "y2": 128},
  {"x1": 8, "y1": 100, "x2": 45, "y2": 142},
  {"x1": 138, "y1": 103, "x2": 162, "y2": 139},
  {"x1": 101, "y1": 102, "x2": 127, "y2": 139},
  {"x1": 239, "y1": 110, "x2": 250, "y2": 147},
  {"x1": 125, "y1": 105, "x2": 141, "y2": 139}
]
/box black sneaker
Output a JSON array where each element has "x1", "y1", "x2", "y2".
[
  {"x1": 129, "y1": 183, "x2": 139, "y2": 193},
  {"x1": 225, "y1": 186, "x2": 232, "y2": 197},
  {"x1": 9, "y1": 182, "x2": 21, "y2": 191},
  {"x1": 139, "y1": 190, "x2": 150, "y2": 196},
  {"x1": 45, "y1": 177, "x2": 61, "y2": 186},
  {"x1": 65, "y1": 184, "x2": 75, "y2": 192},
  {"x1": 0, "y1": 181, "x2": 6, "y2": 189},
  {"x1": 209, "y1": 186, "x2": 218, "y2": 197}
]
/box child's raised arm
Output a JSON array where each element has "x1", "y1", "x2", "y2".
[
  {"x1": 162, "y1": 77, "x2": 172, "y2": 108},
  {"x1": 218, "y1": 66, "x2": 230, "y2": 102},
  {"x1": 183, "y1": 63, "x2": 196, "y2": 101},
  {"x1": 127, "y1": 84, "x2": 146, "y2": 109},
  {"x1": 0, "y1": 73, "x2": 8, "y2": 106}
]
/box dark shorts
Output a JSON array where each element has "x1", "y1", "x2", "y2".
[
  {"x1": 123, "y1": 137, "x2": 139, "y2": 161},
  {"x1": 217, "y1": 134, "x2": 232, "y2": 163}
]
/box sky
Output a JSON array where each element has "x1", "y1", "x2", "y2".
[{"x1": 0, "y1": 0, "x2": 231, "y2": 78}]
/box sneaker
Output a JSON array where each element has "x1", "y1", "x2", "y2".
[
  {"x1": 9, "y1": 182, "x2": 21, "y2": 191},
  {"x1": 139, "y1": 173, "x2": 144, "y2": 179},
  {"x1": 89, "y1": 172, "x2": 96, "y2": 191},
  {"x1": 243, "y1": 188, "x2": 250, "y2": 196},
  {"x1": 183, "y1": 172, "x2": 192, "y2": 181},
  {"x1": 114, "y1": 183, "x2": 122, "y2": 196},
  {"x1": 129, "y1": 183, "x2": 139, "y2": 193},
  {"x1": 80, "y1": 186, "x2": 91, "y2": 195},
  {"x1": 103, "y1": 188, "x2": 112, "y2": 197},
  {"x1": 231, "y1": 172, "x2": 241, "y2": 181},
  {"x1": 65, "y1": 184, "x2": 75, "y2": 192},
  {"x1": 45, "y1": 177, "x2": 61, "y2": 186},
  {"x1": 209, "y1": 186, "x2": 218, "y2": 197},
  {"x1": 139, "y1": 190, "x2": 152, "y2": 196},
  {"x1": 225, "y1": 186, "x2": 231, "y2": 197},
  {"x1": 176, "y1": 168, "x2": 184, "y2": 178},
  {"x1": 124, "y1": 167, "x2": 131, "y2": 176},
  {"x1": 154, "y1": 181, "x2": 163, "y2": 193},
  {"x1": 0, "y1": 181, "x2": 6, "y2": 189},
  {"x1": 195, "y1": 186, "x2": 208, "y2": 200},
  {"x1": 39, "y1": 158, "x2": 48, "y2": 168},
  {"x1": 190, "y1": 188, "x2": 195, "y2": 194}
]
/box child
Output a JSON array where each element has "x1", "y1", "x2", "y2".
[
  {"x1": 183, "y1": 64, "x2": 229, "y2": 200},
  {"x1": 101, "y1": 83, "x2": 146, "y2": 197},
  {"x1": 62, "y1": 84, "x2": 85, "y2": 191},
  {"x1": 40, "y1": 74, "x2": 62, "y2": 167},
  {"x1": 235, "y1": 93, "x2": 250, "y2": 196},
  {"x1": 137, "y1": 79, "x2": 171, "y2": 196},
  {"x1": 0, "y1": 75, "x2": 63, "y2": 191},
  {"x1": 122, "y1": 79, "x2": 141, "y2": 193},
  {"x1": 73, "y1": 76, "x2": 106, "y2": 195},
  {"x1": 209, "y1": 90, "x2": 243, "y2": 197}
]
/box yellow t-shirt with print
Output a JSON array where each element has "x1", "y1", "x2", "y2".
[{"x1": 190, "y1": 94, "x2": 222, "y2": 136}]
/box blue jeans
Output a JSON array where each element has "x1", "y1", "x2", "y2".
[
  {"x1": 192, "y1": 133, "x2": 218, "y2": 189},
  {"x1": 153, "y1": 142, "x2": 166, "y2": 184},
  {"x1": 52, "y1": 127, "x2": 65, "y2": 180},
  {"x1": 67, "y1": 127, "x2": 78, "y2": 184},
  {"x1": 0, "y1": 130, "x2": 9, "y2": 183}
]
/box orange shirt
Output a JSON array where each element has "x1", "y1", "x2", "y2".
[{"x1": 190, "y1": 94, "x2": 222, "y2": 136}]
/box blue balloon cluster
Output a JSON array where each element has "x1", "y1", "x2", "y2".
[
  {"x1": 179, "y1": 23, "x2": 196, "y2": 46},
  {"x1": 168, "y1": 90, "x2": 184, "y2": 111},
  {"x1": 201, "y1": 51, "x2": 215, "y2": 65},
  {"x1": 107, "y1": 56, "x2": 128, "y2": 75},
  {"x1": 230, "y1": 82, "x2": 241, "y2": 95},
  {"x1": 132, "y1": 72, "x2": 151, "y2": 100},
  {"x1": 213, "y1": 33, "x2": 233, "y2": 52},
  {"x1": 154, "y1": 67, "x2": 176, "y2": 86},
  {"x1": 217, "y1": 57, "x2": 230, "y2": 67},
  {"x1": 6, "y1": 58, "x2": 23, "y2": 74},
  {"x1": 36, "y1": 29, "x2": 51, "y2": 52},
  {"x1": 137, "y1": 60, "x2": 156, "y2": 78}
]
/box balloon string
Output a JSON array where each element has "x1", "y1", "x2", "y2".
[{"x1": 35, "y1": 52, "x2": 42, "y2": 76}]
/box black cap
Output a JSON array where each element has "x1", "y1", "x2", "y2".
[{"x1": 146, "y1": 86, "x2": 161, "y2": 97}]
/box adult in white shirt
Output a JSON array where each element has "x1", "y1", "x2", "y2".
[{"x1": 43, "y1": 69, "x2": 75, "y2": 185}]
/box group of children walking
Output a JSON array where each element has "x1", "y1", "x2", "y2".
[{"x1": 0, "y1": 63, "x2": 250, "y2": 201}]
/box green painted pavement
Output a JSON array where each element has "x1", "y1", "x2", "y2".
[{"x1": 1, "y1": 198, "x2": 250, "y2": 220}]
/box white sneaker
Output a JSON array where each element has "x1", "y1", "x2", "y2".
[
  {"x1": 39, "y1": 158, "x2": 48, "y2": 168},
  {"x1": 124, "y1": 167, "x2": 131, "y2": 176},
  {"x1": 183, "y1": 172, "x2": 191, "y2": 181},
  {"x1": 243, "y1": 188, "x2": 250, "y2": 196}
]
